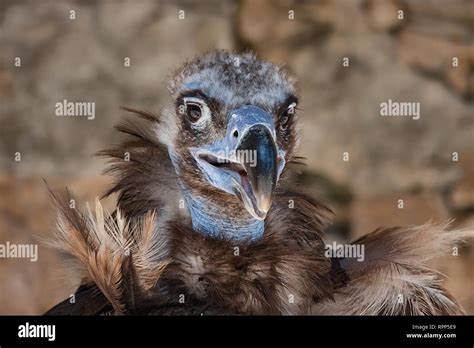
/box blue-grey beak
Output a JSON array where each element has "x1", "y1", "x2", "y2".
[
  {"x1": 234, "y1": 124, "x2": 277, "y2": 218},
  {"x1": 191, "y1": 106, "x2": 284, "y2": 220}
]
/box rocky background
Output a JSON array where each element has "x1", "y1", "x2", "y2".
[{"x1": 0, "y1": 0, "x2": 473, "y2": 314}]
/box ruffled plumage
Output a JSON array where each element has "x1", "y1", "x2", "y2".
[{"x1": 45, "y1": 52, "x2": 471, "y2": 316}]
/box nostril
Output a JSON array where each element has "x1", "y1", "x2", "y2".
[{"x1": 232, "y1": 129, "x2": 239, "y2": 138}]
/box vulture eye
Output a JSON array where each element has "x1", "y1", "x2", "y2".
[
  {"x1": 181, "y1": 97, "x2": 212, "y2": 128},
  {"x1": 280, "y1": 102, "x2": 296, "y2": 131},
  {"x1": 186, "y1": 103, "x2": 202, "y2": 123}
]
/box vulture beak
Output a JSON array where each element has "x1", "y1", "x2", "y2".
[
  {"x1": 192, "y1": 106, "x2": 284, "y2": 220},
  {"x1": 233, "y1": 124, "x2": 278, "y2": 219}
]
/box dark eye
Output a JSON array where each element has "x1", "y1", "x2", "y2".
[{"x1": 186, "y1": 103, "x2": 202, "y2": 123}]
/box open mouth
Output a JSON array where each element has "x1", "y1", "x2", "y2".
[
  {"x1": 196, "y1": 151, "x2": 267, "y2": 220},
  {"x1": 198, "y1": 153, "x2": 248, "y2": 177}
]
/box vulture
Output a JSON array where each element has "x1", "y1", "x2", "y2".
[{"x1": 46, "y1": 51, "x2": 470, "y2": 316}]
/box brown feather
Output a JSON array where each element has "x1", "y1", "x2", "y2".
[
  {"x1": 313, "y1": 223, "x2": 470, "y2": 315},
  {"x1": 47, "y1": 190, "x2": 169, "y2": 315}
]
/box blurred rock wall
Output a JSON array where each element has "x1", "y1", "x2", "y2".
[{"x1": 0, "y1": 0, "x2": 473, "y2": 314}]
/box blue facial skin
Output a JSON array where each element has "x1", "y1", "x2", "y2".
[
  {"x1": 171, "y1": 106, "x2": 286, "y2": 241},
  {"x1": 184, "y1": 193, "x2": 265, "y2": 241}
]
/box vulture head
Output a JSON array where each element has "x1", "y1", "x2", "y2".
[{"x1": 159, "y1": 52, "x2": 299, "y2": 240}]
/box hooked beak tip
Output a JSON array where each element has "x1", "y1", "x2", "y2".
[{"x1": 257, "y1": 195, "x2": 272, "y2": 214}]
